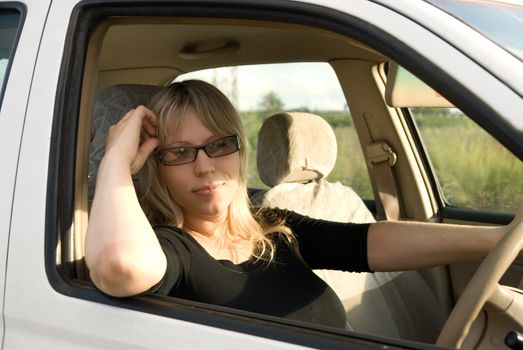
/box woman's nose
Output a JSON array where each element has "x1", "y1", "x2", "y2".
[{"x1": 193, "y1": 148, "x2": 215, "y2": 176}]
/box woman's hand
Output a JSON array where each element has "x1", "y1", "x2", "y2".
[{"x1": 104, "y1": 105, "x2": 159, "y2": 174}]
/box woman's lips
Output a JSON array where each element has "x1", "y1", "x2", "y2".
[{"x1": 192, "y1": 183, "x2": 224, "y2": 196}]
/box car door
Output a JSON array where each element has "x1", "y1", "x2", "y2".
[
  {"x1": 0, "y1": 0, "x2": 51, "y2": 346},
  {"x1": 4, "y1": 0, "x2": 522, "y2": 349},
  {"x1": 6, "y1": 1, "x2": 300, "y2": 349}
]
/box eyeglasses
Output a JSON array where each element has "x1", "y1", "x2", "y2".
[{"x1": 155, "y1": 135, "x2": 241, "y2": 166}]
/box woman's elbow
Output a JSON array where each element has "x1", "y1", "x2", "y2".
[{"x1": 86, "y1": 245, "x2": 166, "y2": 297}]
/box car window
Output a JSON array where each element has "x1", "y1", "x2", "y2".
[
  {"x1": 175, "y1": 63, "x2": 374, "y2": 199},
  {"x1": 59, "y1": 3, "x2": 523, "y2": 347},
  {"x1": 411, "y1": 107, "x2": 523, "y2": 213},
  {"x1": 426, "y1": 0, "x2": 523, "y2": 61},
  {"x1": 0, "y1": 10, "x2": 21, "y2": 108}
]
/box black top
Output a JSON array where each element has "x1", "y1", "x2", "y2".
[{"x1": 152, "y1": 209, "x2": 371, "y2": 328}]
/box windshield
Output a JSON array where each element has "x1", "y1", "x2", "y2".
[{"x1": 426, "y1": 0, "x2": 523, "y2": 62}]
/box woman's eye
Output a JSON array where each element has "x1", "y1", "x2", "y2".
[
  {"x1": 207, "y1": 140, "x2": 227, "y2": 153},
  {"x1": 173, "y1": 148, "x2": 192, "y2": 159},
  {"x1": 214, "y1": 140, "x2": 227, "y2": 148}
]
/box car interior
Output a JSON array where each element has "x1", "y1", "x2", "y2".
[{"x1": 66, "y1": 13, "x2": 523, "y2": 348}]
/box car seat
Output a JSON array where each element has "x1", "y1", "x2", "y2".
[
  {"x1": 88, "y1": 84, "x2": 162, "y2": 206},
  {"x1": 252, "y1": 112, "x2": 448, "y2": 342}
]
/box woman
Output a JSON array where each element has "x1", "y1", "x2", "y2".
[{"x1": 86, "y1": 79, "x2": 522, "y2": 328}]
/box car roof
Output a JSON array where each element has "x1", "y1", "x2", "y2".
[{"x1": 97, "y1": 18, "x2": 384, "y2": 89}]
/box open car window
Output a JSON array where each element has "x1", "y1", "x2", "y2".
[{"x1": 39, "y1": 1, "x2": 523, "y2": 349}]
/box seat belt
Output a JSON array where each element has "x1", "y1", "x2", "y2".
[{"x1": 367, "y1": 141, "x2": 401, "y2": 221}]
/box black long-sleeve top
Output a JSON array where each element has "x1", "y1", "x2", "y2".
[{"x1": 152, "y1": 209, "x2": 371, "y2": 328}]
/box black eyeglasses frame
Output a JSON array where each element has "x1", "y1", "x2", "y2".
[{"x1": 154, "y1": 135, "x2": 241, "y2": 166}]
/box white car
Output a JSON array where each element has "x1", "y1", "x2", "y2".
[{"x1": 0, "y1": 0, "x2": 522, "y2": 349}]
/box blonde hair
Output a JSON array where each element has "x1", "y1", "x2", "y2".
[{"x1": 139, "y1": 79, "x2": 294, "y2": 261}]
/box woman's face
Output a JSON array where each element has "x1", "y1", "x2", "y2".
[{"x1": 158, "y1": 108, "x2": 241, "y2": 222}]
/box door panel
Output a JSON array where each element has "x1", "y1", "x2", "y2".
[{"x1": 0, "y1": 0, "x2": 50, "y2": 346}]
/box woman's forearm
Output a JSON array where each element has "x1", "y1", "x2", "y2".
[
  {"x1": 85, "y1": 154, "x2": 166, "y2": 297},
  {"x1": 367, "y1": 220, "x2": 504, "y2": 272}
]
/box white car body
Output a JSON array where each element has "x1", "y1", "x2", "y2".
[{"x1": 0, "y1": 0, "x2": 521, "y2": 348}]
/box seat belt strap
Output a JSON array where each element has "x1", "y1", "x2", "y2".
[{"x1": 367, "y1": 141, "x2": 400, "y2": 221}]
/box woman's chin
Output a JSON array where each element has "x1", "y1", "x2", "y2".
[{"x1": 194, "y1": 202, "x2": 229, "y2": 218}]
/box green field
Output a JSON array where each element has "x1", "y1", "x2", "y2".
[
  {"x1": 241, "y1": 110, "x2": 523, "y2": 214},
  {"x1": 413, "y1": 113, "x2": 523, "y2": 213}
]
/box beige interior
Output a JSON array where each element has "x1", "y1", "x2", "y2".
[
  {"x1": 253, "y1": 112, "x2": 447, "y2": 342},
  {"x1": 256, "y1": 112, "x2": 338, "y2": 187},
  {"x1": 75, "y1": 15, "x2": 523, "y2": 347},
  {"x1": 96, "y1": 18, "x2": 383, "y2": 92},
  {"x1": 438, "y1": 221, "x2": 523, "y2": 348}
]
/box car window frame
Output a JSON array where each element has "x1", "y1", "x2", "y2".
[{"x1": 47, "y1": 0, "x2": 521, "y2": 348}]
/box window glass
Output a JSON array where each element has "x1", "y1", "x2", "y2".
[
  {"x1": 411, "y1": 108, "x2": 523, "y2": 213},
  {"x1": 175, "y1": 63, "x2": 373, "y2": 199},
  {"x1": 0, "y1": 11, "x2": 21, "y2": 107},
  {"x1": 426, "y1": 0, "x2": 523, "y2": 61}
]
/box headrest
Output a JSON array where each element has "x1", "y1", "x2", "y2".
[
  {"x1": 89, "y1": 84, "x2": 162, "y2": 203},
  {"x1": 257, "y1": 112, "x2": 337, "y2": 187}
]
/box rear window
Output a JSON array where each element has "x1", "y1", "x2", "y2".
[{"x1": 0, "y1": 10, "x2": 22, "y2": 108}]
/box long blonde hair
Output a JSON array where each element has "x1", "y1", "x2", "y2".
[{"x1": 139, "y1": 79, "x2": 294, "y2": 261}]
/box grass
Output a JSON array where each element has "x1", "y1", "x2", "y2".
[
  {"x1": 240, "y1": 110, "x2": 523, "y2": 214},
  {"x1": 413, "y1": 113, "x2": 523, "y2": 213},
  {"x1": 327, "y1": 125, "x2": 373, "y2": 199}
]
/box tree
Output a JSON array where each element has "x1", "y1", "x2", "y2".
[{"x1": 259, "y1": 91, "x2": 284, "y2": 115}]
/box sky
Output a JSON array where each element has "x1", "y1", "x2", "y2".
[{"x1": 175, "y1": 62, "x2": 348, "y2": 112}]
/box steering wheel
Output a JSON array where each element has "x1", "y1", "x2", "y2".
[{"x1": 436, "y1": 219, "x2": 523, "y2": 348}]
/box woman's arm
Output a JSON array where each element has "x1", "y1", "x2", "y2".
[
  {"x1": 85, "y1": 106, "x2": 166, "y2": 297},
  {"x1": 367, "y1": 206, "x2": 523, "y2": 272}
]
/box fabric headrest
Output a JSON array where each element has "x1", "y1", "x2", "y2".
[
  {"x1": 257, "y1": 112, "x2": 337, "y2": 187},
  {"x1": 89, "y1": 84, "x2": 162, "y2": 203}
]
